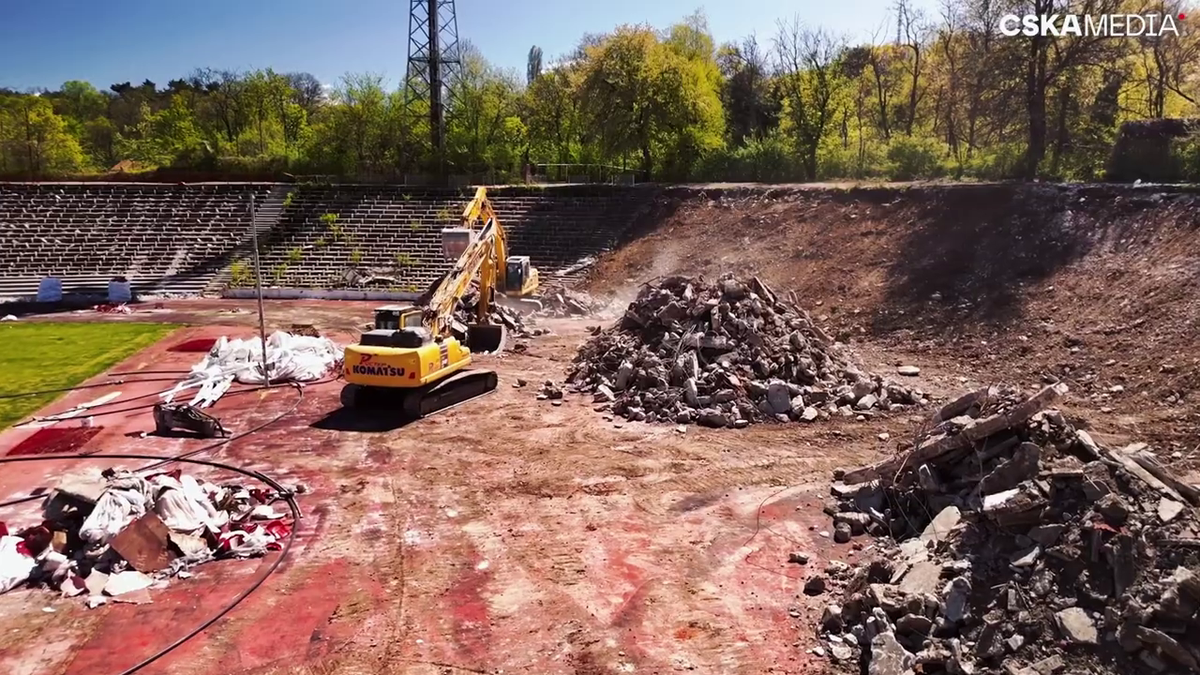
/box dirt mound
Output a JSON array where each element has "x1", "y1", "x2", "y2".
[
  {"x1": 809, "y1": 383, "x2": 1200, "y2": 675},
  {"x1": 566, "y1": 273, "x2": 926, "y2": 427}
]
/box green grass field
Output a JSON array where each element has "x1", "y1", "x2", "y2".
[{"x1": 0, "y1": 322, "x2": 178, "y2": 429}]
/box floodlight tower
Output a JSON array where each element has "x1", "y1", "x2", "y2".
[{"x1": 405, "y1": 0, "x2": 462, "y2": 180}]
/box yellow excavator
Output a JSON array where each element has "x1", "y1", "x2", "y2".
[
  {"x1": 338, "y1": 187, "x2": 539, "y2": 417},
  {"x1": 459, "y1": 186, "x2": 542, "y2": 312}
]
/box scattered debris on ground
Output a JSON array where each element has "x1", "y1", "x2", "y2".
[
  {"x1": 0, "y1": 468, "x2": 301, "y2": 606},
  {"x1": 811, "y1": 382, "x2": 1200, "y2": 675},
  {"x1": 536, "y1": 284, "x2": 603, "y2": 317},
  {"x1": 565, "y1": 273, "x2": 926, "y2": 426},
  {"x1": 161, "y1": 331, "x2": 343, "y2": 407}
]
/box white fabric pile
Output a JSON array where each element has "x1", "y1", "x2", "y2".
[{"x1": 162, "y1": 331, "x2": 343, "y2": 407}]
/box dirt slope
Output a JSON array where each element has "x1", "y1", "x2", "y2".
[{"x1": 585, "y1": 183, "x2": 1200, "y2": 454}]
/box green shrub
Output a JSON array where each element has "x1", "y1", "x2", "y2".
[
  {"x1": 885, "y1": 136, "x2": 945, "y2": 180},
  {"x1": 229, "y1": 261, "x2": 254, "y2": 287}
]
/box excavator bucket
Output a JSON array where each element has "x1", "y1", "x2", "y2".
[{"x1": 466, "y1": 324, "x2": 506, "y2": 355}]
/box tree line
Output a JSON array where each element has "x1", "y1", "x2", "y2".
[{"x1": 2, "y1": 0, "x2": 1198, "y2": 183}]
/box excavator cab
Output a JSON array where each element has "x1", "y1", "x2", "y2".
[
  {"x1": 359, "y1": 305, "x2": 431, "y2": 349},
  {"x1": 504, "y1": 256, "x2": 537, "y2": 296}
]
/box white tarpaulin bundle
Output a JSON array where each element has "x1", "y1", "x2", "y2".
[{"x1": 162, "y1": 331, "x2": 343, "y2": 407}]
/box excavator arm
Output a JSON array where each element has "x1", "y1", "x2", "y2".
[{"x1": 424, "y1": 215, "x2": 501, "y2": 338}]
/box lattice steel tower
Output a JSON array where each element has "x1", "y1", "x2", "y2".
[{"x1": 405, "y1": 0, "x2": 462, "y2": 172}]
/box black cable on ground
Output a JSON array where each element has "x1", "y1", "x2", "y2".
[
  {"x1": 0, "y1": 452, "x2": 301, "y2": 675},
  {"x1": 0, "y1": 378, "x2": 184, "y2": 400},
  {"x1": 0, "y1": 377, "x2": 330, "y2": 510},
  {"x1": 107, "y1": 370, "x2": 192, "y2": 377}
]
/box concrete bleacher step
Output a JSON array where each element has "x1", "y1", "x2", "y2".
[{"x1": 2, "y1": 182, "x2": 658, "y2": 298}]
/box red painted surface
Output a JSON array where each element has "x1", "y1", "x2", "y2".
[
  {"x1": 167, "y1": 337, "x2": 218, "y2": 353},
  {"x1": 5, "y1": 426, "x2": 103, "y2": 457}
]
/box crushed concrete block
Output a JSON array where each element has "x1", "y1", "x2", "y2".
[
  {"x1": 1054, "y1": 607, "x2": 1098, "y2": 644},
  {"x1": 921, "y1": 505, "x2": 962, "y2": 543},
  {"x1": 1027, "y1": 524, "x2": 1065, "y2": 547},
  {"x1": 898, "y1": 561, "x2": 943, "y2": 596},
  {"x1": 869, "y1": 632, "x2": 915, "y2": 675},
  {"x1": 821, "y1": 604, "x2": 844, "y2": 632},
  {"x1": 942, "y1": 577, "x2": 972, "y2": 624},
  {"x1": 1158, "y1": 497, "x2": 1185, "y2": 523}
]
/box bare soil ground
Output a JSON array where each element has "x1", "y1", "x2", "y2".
[{"x1": 588, "y1": 183, "x2": 1200, "y2": 465}]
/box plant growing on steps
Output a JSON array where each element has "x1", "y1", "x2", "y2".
[
  {"x1": 229, "y1": 261, "x2": 254, "y2": 287},
  {"x1": 282, "y1": 189, "x2": 295, "y2": 208},
  {"x1": 436, "y1": 206, "x2": 452, "y2": 222},
  {"x1": 395, "y1": 252, "x2": 414, "y2": 267},
  {"x1": 320, "y1": 212, "x2": 344, "y2": 242},
  {"x1": 271, "y1": 263, "x2": 289, "y2": 284},
  {"x1": 287, "y1": 247, "x2": 304, "y2": 263},
  {"x1": 349, "y1": 248, "x2": 362, "y2": 264}
]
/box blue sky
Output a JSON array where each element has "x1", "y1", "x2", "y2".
[{"x1": 0, "y1": 0, "x2": 940, "y2": 92}]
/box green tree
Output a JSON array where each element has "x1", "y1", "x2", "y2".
[
  {"x1": 577, "y1": 23, "x2": 724, "y2": 178},
  {"x1": 0, "y1": 94, "x2": 87, "y2": 175},
  {"x1": 114, "y1": 95, "x2": 204, "y2": 167},
  {"x1": 775, "y1": 18, "x2": 846, "y2": 180}
]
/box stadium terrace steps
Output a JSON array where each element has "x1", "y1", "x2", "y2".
[
  {"x1": 0, "y1": 182, "x2": 655, "y2": 300},
  {"x1": 234, "y1": 184, "x2": 655, "y2": 291},
  {"x1": 0, "y1": 182, "x2": 273, "y2": 298}
]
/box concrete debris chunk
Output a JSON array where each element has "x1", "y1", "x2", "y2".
[
  {"x1": 1054, "y1": 607, "x2": 1098, "y2": 644},
  {"x1": 869, "y1": 632, "x2": 916, "y2": 675},
  {"x1": 812, "y1": 382, "x2": 1200, "y2": 675},
  {"x1": 566, "y1": 273, "x2": 922, "y2": 426}
]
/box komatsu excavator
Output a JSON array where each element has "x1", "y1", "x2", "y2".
[
  {"x1": 338, "y1": 187, "x2": 539, "y2": 417},
  {"x1": 459, "y1": 185, "x2": 542, "y2": 312}
]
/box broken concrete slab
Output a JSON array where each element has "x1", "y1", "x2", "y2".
[
  {"x1": 1054, "y1": 607, "x2": 1098, "y2": 644},
  {"x1": 1158, "y1": 497, "x2": 1185, "y2": 523},
  {"x1": 869, "y1": 632, "x2": 916, "y2": 675}
]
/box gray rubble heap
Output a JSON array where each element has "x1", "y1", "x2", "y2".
[
  {"x1": 814, "y1": 382, "x2": 1200, "y2": 675},
  {"x1": 537, "y1": 284, "x2": 603, "y2": 317},
  {"x1": 566, "y1": 273, "x2": 924, "y2": 427}
]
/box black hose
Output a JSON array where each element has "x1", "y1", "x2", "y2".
[
  {"x1": 0, "y1": 378, "x2": 184, "y2": 400},
  {"x1": 0, "y1": 452, "x2": 301, "y2": 675},
  {"x1": 0, "y1": 379, "x2": 319, "y2": 510},
  {"x1": 107, "y1": 370, "x2": 192, "y2": 377}
]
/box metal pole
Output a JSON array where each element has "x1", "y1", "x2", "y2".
[{"x1": 249, "y1": 193, "x2": 271, "y2": 387}]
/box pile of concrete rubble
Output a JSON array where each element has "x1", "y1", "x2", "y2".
[
  {"x1": 566, "y1": 274, "x2": 925, "y2": 426},
  {"x1": 536, "y1": 284, "x2": 603, "y2": 317},
  {"x1": 0, "y1": 468, "x2": 299, "y2": 607},
  {"x1": 809, "y1": 383, "x2": 1200, "y2": 675}
]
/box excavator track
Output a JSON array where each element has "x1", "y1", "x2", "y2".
[
  {"x1": 340, "y1": 370, "x2": 498, "y2": 419},
  {"x1": 402, "y1": 369, "x2": 498, "y2": 418}
]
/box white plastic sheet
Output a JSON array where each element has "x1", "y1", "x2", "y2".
[
  {"x1": 161, "y1": 331, "x2": 343, "y2": 407},
  {"x1": 0, "y1": 536, "x2": 37, "y2": 594},
  {"x1": 78, "y1": 474, "x2": 152, "y2": 547},
  {"x1": 150, "y1": 475, "x2": 229, "y2": 536}
]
